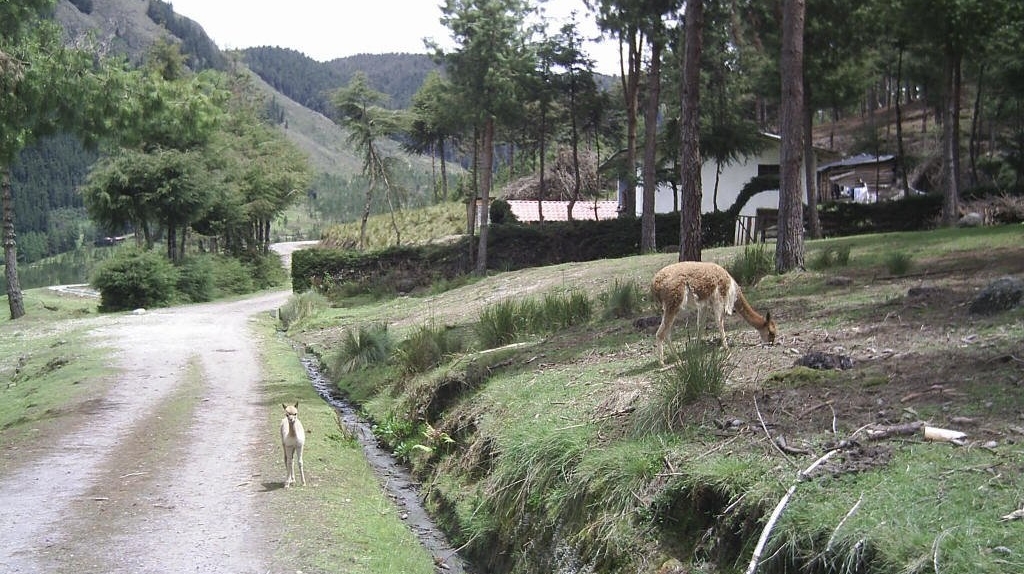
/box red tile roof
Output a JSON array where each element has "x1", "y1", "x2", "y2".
[{"x1": 507, "y1": 200, "x2": 620, "y2": 222}]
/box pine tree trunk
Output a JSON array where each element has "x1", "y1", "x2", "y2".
[
  {"x1": 641, "y1": 39, "x2": 663, "y2": 254},
  {"x1": 804, "y1": 100, "x2": 820, "y2": 239},
  {"x1": 2, "y1": 169, "x2": 26, "y2": 319},
  {"x1": 941, "y1": 52, "x2": 961, "y2": 226},
  {"x1": 678, "y1": 0, "x2": 703, "y2": 262},
  {"x1": 776, "y1": 0, "x2": 806, "y2": 273},
  {"x1": 475, "y1": 116, "x2": 495, "y2": 276}
]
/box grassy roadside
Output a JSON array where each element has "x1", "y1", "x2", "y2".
[
  {"x1": 252, "y1": 313, "x2": 438, "y2": 574},
  {"x1": 283, "y1": 225, "x2": 1024, "y2": 573},
  {"x1": 0, "y1": 289, "x2": 112, "y2": 469}
]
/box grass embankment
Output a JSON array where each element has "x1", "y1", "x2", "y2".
[{"x1": 283, "y1": 224, "x2": 1024, "y2": 574}]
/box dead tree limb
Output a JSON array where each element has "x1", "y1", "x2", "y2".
[{"x1": 744, "y1": 449, "x2": 840, "y2": 574}]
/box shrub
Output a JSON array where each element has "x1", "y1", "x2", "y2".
[
  {"x1": 176, "y1": 255, "x2": 216, "y2": 302},
  {"x1": 91, "y1": 249, "x2": 179, "y2": 312},
  {"x1": 809, "y1": 244, "x2": 852, "y2": 271},
  {"x1": 601, "y1": 278, "x2": 647, "y2": 319},
  {"x1": 489, "y1": 199, "x2": 518, "y2": 225},
  {"x1": 728, "y1": 244, "x2": 774, "y2": 286},
  {"x1": 209, "y1": 256, "x2": 255, "y2": 295},
  {"x1": 398, "y1": 323, "x2": 464, "y2": 374},
  {"x1": 330, "y1": 323, "x2": 392, "y2": 375},
  {"x1": 243, "y1": 252, "x2": 288, "y2": 289}
]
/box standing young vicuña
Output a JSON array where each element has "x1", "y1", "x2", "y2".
[
  {"x1": 651, "y1": 261, "x2": 776, "y2": 362},
  {"x1": 280, "y1": 402, "x2": 306, "y2": 487}
]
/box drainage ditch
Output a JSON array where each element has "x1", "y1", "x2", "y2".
[{"x1": 301, "y1": 356, "x2": 472, "y2": 573}]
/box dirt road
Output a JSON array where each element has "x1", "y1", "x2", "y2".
[{"x1": 0, "y1": 244, "x2": 312, "y2": 574}]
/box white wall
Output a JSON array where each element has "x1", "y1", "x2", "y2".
[{"x1": 636, "y1": 142, "x2": 783, "y2": 217}]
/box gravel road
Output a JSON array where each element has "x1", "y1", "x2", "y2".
[{"x1": 0, "y1": 243, "x2": 314, "y2": 574}]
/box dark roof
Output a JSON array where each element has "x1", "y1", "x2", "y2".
[{"x1": 818, "y1": 153, "x2": 896, "y2": 172}]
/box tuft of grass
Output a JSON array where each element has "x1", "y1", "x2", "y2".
[
  {"x1": 278, "y1": 290, "x2": 329, "y2": 329},
  {"x1": 475, "y1": 299, "x2": 524, "y2": 349},
  {"x1": 397, "y1": 323, "x2": 463, "y2": 374},
  {"x1": 600, "y1": 277, "x2": 647, "y2": 319},
  {"x1": 530, "y1": 289, "x2": 592, "y2": 331},
  {"x1": 809, "y1": 244, "x2": 852, "y2": 270},
  {"x1": 476, "y1": 290, "x2": 593, "y2": 349},
  {"x1": 633, "y1": 333, "x2": 732, "y2": 433},
  {"x1": 884, "y1": 251, "x2": 914, "y2": 276},
  {"x1": 330, "y1": 322, "x2": 392, "y2": 374},
  {"x1": 729, "y1": 243, "x2": 774, "y2": 286}
]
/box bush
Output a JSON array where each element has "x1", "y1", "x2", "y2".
[
  {"x1": 809, "y1": 244, "x2": 852, "y2": 271},
  {"x1": 489, "y1": 199, "x2": 517, "y2": 225},
  {"x1": 91, "y1": 249, "x2": 179, "y2": 312},
  {"x1": 176, "y1": 255, "x2": 216, "y2": 302},
  {"x1": 240, "y1": 251, "x2": 288, "y2": 290},
  {"x1": 210, "y1": 256, "x2": 255, "y2": 295},
  {"x1": 885, "y1": 251, "x2": 914, "y2": 276}
]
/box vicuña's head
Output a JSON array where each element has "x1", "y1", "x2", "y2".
[
  {"x1": 758, "y1": 312, "x2": 777, "y2": 345},
  {"x1": 282, "y1": 402, "x2": 300, "y2": 423}
]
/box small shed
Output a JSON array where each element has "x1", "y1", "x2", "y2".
[{"x1": 817, "y1": 154, "x2": 900, "y2": 203}]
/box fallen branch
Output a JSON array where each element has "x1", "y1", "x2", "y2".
[
  {"x1": 744, "y1": 448, "x2": 840, "y2": 574},
  {"x1": 865, "y1": 421, "x2": 925, "y2": 441},
  {"x1": 826, "y1": 493, "x2": 864, "y2": 553},
  {"x1": 754, "y1": 395, "x2": 797, "y2": 465}
]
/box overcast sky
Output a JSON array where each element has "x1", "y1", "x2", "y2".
[{"x1": 168, "y1": 0, "x2": 623, "y2": 76}]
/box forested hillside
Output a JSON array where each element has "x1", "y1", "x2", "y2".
[
  {"x1": 242, "y1": 47, "x2": 440, "y2": 116},
  {"x1": 11, "y1": 0, "x2": 440, "y2": 265}
]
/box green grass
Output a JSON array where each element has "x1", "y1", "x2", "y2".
[
  {"x1": 0, "y1": 289, "x2": 109, "y2": 448},
  {"x1": 254, "y1": 316, "x2": 437, "y2": 574},
  {"x1": 290, "y1": 224, "x2": 1024, "y2": 573}
]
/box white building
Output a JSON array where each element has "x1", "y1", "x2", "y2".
[{"x1": 635, "y1": 133, "x2": 836, "y2": 218}]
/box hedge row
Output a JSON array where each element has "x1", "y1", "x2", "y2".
[{"x1": 291, "y1": 194, "x2": 943, "y2": 296}]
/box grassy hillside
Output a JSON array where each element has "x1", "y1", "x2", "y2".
[{"x1": 281, "y1": 225, "x2": 1024, "y2": 573}]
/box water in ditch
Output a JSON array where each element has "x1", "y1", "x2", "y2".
[{"x1": 301, "y1": 356, "x2": 472, "y2": 573}]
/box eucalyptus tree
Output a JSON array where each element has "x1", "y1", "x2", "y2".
[
  {"x1": 776, "y1": 0, "x2": 806, "y2": 273},
  {"x1": 407, "y1": 71, "x2": 460, "y2": 202},
  {"x1": 801, "y1": 0, "x2": 876, "y2": 238},
  {"x1": 332, "y1": 72, "x2": 409, "y2": 249},
  {"x1": 899, "y1": 0, "x2": 1015, "y2": 225},
  {"x1": 203, "y1": 72, "x2": 311, "y2": 255},
  {"x1": 550, "y1": 17, "x2": 599, "y2": 220},
  {"x1": 586, "y1": 0, "x2": 679, "y2": 226},
  {"x1": 1, "y1": 0, "x2": 123, "y2": 319},
  {"x1": 437, "y1": 0, "x2": 536, "y2": 274},
  {"x1": 698, "y1": 0, "x2": 764, "y2": 214},
  {"x1": 81, "y1": 48, "x2": 228, "y2": 263}
]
